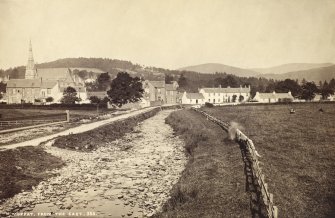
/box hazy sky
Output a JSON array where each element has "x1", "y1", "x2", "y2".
[{"x1": 0, "y1": 0, "x2": 334, "y2": 70}]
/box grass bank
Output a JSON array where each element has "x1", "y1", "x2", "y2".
[
  {"x1": 0, "y1": 146, "x2": 64, "y2": 201},
  {"x1": 53, "y1": 108, "x2": 160, "y2": 151},
  {"x1": 154, "y1": 109, "x2": 249, "y2": 217},
  {"x1": 203, "y1": 103, "x2": 335, "y2": 217}
]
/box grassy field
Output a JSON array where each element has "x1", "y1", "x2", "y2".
[
  {"x1": 0, "y1": 146, "x2": 64, "y2": 201},
  {"x1": 0, "y1": 108, "x2": 109, "y2": 121},
  {"x1": 155, "y1": 109, "x2": 250, "y2": 217},
  {"x1": 202, "y1": 103, "x2": 335, "y2": 218}
]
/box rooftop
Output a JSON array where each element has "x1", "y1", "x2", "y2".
[
  {"x1": 201, "y1": 87, "x2": 250, "y2": 93},
  {"x1": 7, "y1": 79, "x2": 41, "y2": 88},
  {"x1": 186, "y1": 93, "x2": 205, "y2": 99}
]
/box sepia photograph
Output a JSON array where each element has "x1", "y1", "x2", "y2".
[{"x1": 0, "y1": 0, "x2": 334, "y2": 217}]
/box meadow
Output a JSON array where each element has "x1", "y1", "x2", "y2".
[
  {"x1": 0, "y1": 108, "x2": 105, "y2": 121},
  {"x1": 202, "y1": 103, "x2": 335, "y2": 217},
  {"x1": 155, "y1": 109, "x2": 250, "y2": 217}
]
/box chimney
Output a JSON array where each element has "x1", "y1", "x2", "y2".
[
  {"x1": 288, "y1": 91, "x2": 292, "y2": 95},
  {"x1": 273, "y1": 91, "x2": 276, "y2": 94},
  {"x1": 219, "y1": 84, "x2": 221, "y2": 88}
]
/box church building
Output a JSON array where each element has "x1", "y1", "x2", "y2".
[{"x1": 6, "y1": 41, "x2": 87, "y2": 104}]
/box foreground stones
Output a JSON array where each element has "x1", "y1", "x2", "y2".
[{"x1": 0, "y1": 110, "x2": 187, "y2": 217}]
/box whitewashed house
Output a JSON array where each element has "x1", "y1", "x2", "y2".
[
  {"x1": 181, "y1": 92, "x2": 205, "y2": 105},
  {"x1": 199, "y1": 85, "x2": 251, "y2": 104},
  {"x1": 253, "y1": 91, "x2": 294, "y2": 103}
]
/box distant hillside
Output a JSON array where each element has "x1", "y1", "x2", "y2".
[
  {"x1": 251, "y1": 63, "x2": 333, "y2": 74},
  {"x1": 178, "y1": 63, "x2": 259, "y2": 77},
  {"x1": 36, "y1": 58, "x2": 165, "y2": 80},
  {"x1": 260, "y1": 65, "x2": 335, "y2": 82}
]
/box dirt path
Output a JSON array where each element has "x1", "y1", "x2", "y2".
[
  {"x1": 0, "y1": 110, "x2": 187, "y2": 217},
  {"x1": 0, "y1": 107, "x2": 155, "y2": 151}
]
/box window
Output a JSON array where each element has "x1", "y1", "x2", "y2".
[
  {"x1": 208, "y1": 99, "x2": 210, "y2": 102},
  {"x1": 47, "y1": 89, "x2": 51, "y2": 94},
  {"x1": 213, "y1": 99, "x2": 216, "y2": 103},
  {"x1": 196, "y1": 99, "x2": 198, "y2": 104}
]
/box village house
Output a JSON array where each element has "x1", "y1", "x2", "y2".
[
  {"x1": 181, "y1": 92, "x2": 205, "y2": 105},
  {"x1": 142, "y1": 80, "x2": 179, "y2": 106},
  {"x1": 199, "y1": 85, "x2": 251, "y2": 104},
  {"x1": 6, "y1": 41, "x2": 87, "y2": 104},
  {"x1": 252, "y1": 91, "x2": 294, "y2": 103}
]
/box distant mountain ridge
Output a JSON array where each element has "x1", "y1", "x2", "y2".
[
  {"x1": 260, "y1": 65, "x2": 335, "y2": 82},
  {"x1": 178, "y1": 62, "x2": 335, "y2": 82},
  {"x1": 178, "y1": 63, "x2": 259, "y2": 77},
  {"x1": 250, "y1": 63, "x2": 334, "y2": 74}
]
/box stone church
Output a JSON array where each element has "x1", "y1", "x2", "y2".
[{"x1": 6, "y1": 41, "x2": 87, "y2": 104}]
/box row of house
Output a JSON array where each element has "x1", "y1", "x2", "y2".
[
  {"x1": 180, "y1": 88, "x2": 295, "y2": 105},
  {"x1": 181, "y1": 85, "x2": 252, "y2": 105},
  {"x1": 6, "y1": 68, "x2": 87, "y2": 104}
]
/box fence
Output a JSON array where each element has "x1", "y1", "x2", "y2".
[
  {"x1": 0, "y1": 110, "x2": 70, "y2": 130},
  {"x1": 192, "y1": 107, "x2": 278, "y2": 218}
]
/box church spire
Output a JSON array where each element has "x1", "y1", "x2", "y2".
[{"x1": 25, "y1": 40, "x2": 37, "y2": 79}]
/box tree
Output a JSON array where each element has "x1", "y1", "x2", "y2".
[
  {"x1": 107, "y1": 72, "x2": 143, "y2": 107},
  {"x1": 301, "y1": 78, "x2": 307, "y2": 85},
  {"x1": 61, "y1": 86, "x2": 80, "y2": 104},
  {"x1": 45, "y1": 97, "x2": 54, "y2": 103},
  {"x1": 165, "y1": 74, "x2": 174, "y2": 84},
  {"x1": 320, "y1": 87, "x2": 334, "y2": 100},
  {"x1": 97, "y1": 72, "x2": 111, "y2": 91},
  {"x1": 178, "y1": 74, "x2": 187, "y2": 89},
  {"x1": 89, "y1": 96, "x2": 101, "y2": 104},
  {"x1": 320, "y1": 80, "x2": 334, "y2": 100},
  {"x1": 0, "y1": 82, "x2": 6, "y2": 100},
  {"x1": 215, "y1": 75, "x2": 239, "y2": 88},
  {"x1": 328, "y1": 78, "x2": 335, "y2": 90},
  {"x1": 232, "y1": 95, "x2": 237, "y2": 102},
  {"x1": 301, "y1": 82, "x2": 318, "y2": 101},
  {"x1": 274, "y1": 79, "x2": 302, "y2": 97}
]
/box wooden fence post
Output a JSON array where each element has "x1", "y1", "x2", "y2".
[
  {"x1": 66, "y1": 110, "x2": 70, "y2": 122},
  {"x1": 273, "y1": 206, "x2": 278, "y2": 218}
]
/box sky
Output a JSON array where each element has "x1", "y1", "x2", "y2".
[{"x1": 0, "y1": 0, "x2": 334, "y2": 70}]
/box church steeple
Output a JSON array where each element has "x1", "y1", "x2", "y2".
[{"x1": 25, "y1": 40, "x2": 37, "y2": 79}]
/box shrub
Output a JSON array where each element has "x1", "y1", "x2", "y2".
[{"x1": 205, "y1": 102, "x2": 214, "y2": 108}]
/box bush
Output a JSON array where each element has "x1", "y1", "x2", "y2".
[{"x1": 205, "y1": 102, "x2": 214, "y2": 108}]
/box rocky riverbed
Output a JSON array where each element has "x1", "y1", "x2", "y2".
[{"x1": 0, "y1": 110, "x2": 187, "y2": 217}]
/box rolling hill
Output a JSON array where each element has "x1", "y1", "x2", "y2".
[
  {"x1": 251, "y1": 63, "x2": 334, "y2": 74},
  {"x1": 178, "y1": 63, "x2": 259, "y2": 77},
  {"x1": 259, "y1": 65, "x2": 335, "y2": 82}
]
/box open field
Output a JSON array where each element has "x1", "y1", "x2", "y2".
[
  {"x1": 202, "y1": 103, "x2": 335, "y2": 218},
  {"x1": 154, "y1": 109, "x2": 249, "y2": 217},
  {"x1": 0, "y1": 108, "x2": 110, "y2": 121}
]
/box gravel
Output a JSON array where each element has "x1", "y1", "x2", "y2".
[{"x1": 0, "y1": 110, "x2": 187, "y2": 218}]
